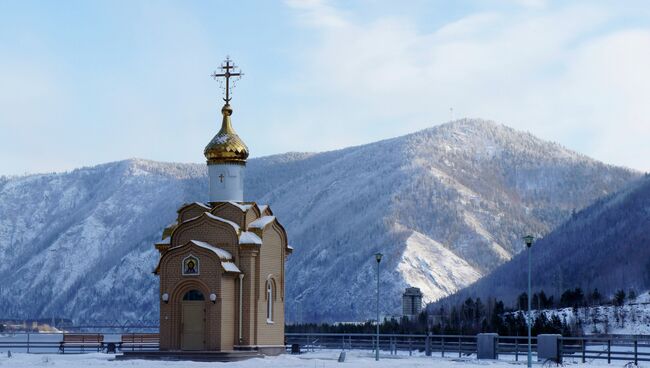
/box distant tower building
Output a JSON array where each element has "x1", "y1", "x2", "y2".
[{"x1": 402, "y1": 287, "x2": 423, "y2": 319}]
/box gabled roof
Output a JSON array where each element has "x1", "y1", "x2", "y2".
[
  {"x1": 189, "y1": 240, "x2": 233, "y2": 260},
  {"x1": 239, "y1": 231, "x2": 262, "y2": 245},
  {"x1": 177, "y1": 202, "x2": 211, "y2": 213},
  {"x1": 221, "y1": 262, "x2": 241, "y2": 273},
  {"x1": 248, "y1": 216, "x2": 276, "y2": 229},
  {"x1": 180, "y1": 212, "x2": 240, "y2": 232},
  {"x1": 227, "y1": 201, "x2": 253, "y2": 212},
  {"x1": 154, "y1": 240, "x2": 239, "y2": 274},
  {"x1": 204, "y1": 212, "x2": 240, "y2": 232}
]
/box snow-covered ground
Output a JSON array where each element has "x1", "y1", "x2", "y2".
[
  {"x1": 530, "y1": 291, "x2": 650, "y2": 335},
  {"x1": 0, "y1": 351, "x2": 639, "y2": 368}
]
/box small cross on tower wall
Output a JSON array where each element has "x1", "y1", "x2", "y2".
[
  {"x1": 211, "y1": 56, "x2": 244, "y2": 103},
  {"x1": 219, "y1": 173, "x2": 225, "y2": 183}
]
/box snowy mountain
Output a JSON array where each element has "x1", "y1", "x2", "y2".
[
  {"x1": 0, "y1": 119, "x2": 639, "y2": 323},
  {"x1": 441, "y1": 173, "x2": 650, "y2": 308}
]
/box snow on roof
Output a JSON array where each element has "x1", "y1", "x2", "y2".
[
  {"x1": 189, "y1": 240, "x2": 232, "y2": 260},
  {"x1": 194, "y1": 202, "x2": 211, "y2": 209},
  {"x1": 227, "y1": 201, "x2": 253, "y2": 212},
  {"x1": 258, "y1": 204, "x2": 269, "y2": 213},
  {"x1": 204, "y1": 212, "x2": 240, "y2": 231},
  {"x1": 178, "y1": 212, "x2": 240, "y2": 232},
  {"x1": 248, "y1": 216, "x2": 276, "y2": 229},
  {"x1": 239, "y1": 231, "x2": 262, "y2": 245},
  {"x1": 221, "y1": 261, "x2": 241, "y2": 273},
  {"x1": 157, "y1": 236, "x2": 171, "y2": 244},
  {"x1": 287, "y1": 244, "x2": 294, "y2": 250},
  {"x1": 180, "y1": 214, "x2": 200, "y2": 224}
]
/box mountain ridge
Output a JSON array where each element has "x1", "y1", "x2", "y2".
[
  {"x1": 437, "y1": 173, "x2": 650, "y2": 308},
  {"x1": 0, "y1": 119, "x2": 639, "y2": 322}
]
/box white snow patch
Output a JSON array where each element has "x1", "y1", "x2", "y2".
[
  {"x1": 239, "y1": 231, "x2": 262, "y2": 245},
  {"x1": 189, "y1": 240, "x2": 232, "y2": 260},
  {"x1": 228, "y1": 201, "x2": 253, "y2": 212},
  {"x1": 248, "y1": 216, "x2": 275, "y2": 229},
  {"x1": 0, "y1": 350, "x2": 620, "y2": 367},
  {"x1": 204, "y1": 212, "x2": 240, "y2": 231},
  {"x1": 221, "y1": 261, "x2": 241, "y2": 273},
  {"x1": 397, "y1": 231, "x2": 482, "y2": 303}
]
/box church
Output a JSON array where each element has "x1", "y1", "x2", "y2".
[{"x1": 153, "y1": 58, "x2": 291, "y2": 355}]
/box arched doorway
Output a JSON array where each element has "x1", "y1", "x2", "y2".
[{"x1": 181, "y1": 289, "x2": 205, "y2": 350}]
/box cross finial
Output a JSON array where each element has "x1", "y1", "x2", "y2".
[{"x1": 211, "y1": 56, "x2": 244, "y2": 103}]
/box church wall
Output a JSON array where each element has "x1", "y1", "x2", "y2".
[
  {"x1": 211, "y1": 203, "x2": 246, "y2": 228},
  {"x1": 237, "y1": 249, "x2": 259, "y2": 347},
  {"x1": 178, "y1": 204, "x2": 209, "y2": 223},
  {"x1": 159, "y1": 245, "x2": 224, "y2": 351},
  {"x1": 172, "y1": 219, "x2": 239, "y2": 259},
  {"x1": 244, "y1": 208, "x2": 259, "y2": 228},
  {"x1": 256, "y1": 226, "x2": 285, "y2": 346},
  {"x1": 220, "y1": 276, "x2": 236, "y2": 350}
]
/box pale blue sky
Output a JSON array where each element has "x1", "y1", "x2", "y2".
[{"x1": 1, "y1": 0, "x2": 649, "y2": 175}]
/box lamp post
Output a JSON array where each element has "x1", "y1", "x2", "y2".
[
  {"x1": 375, "y1": 252, "x2": 383, "y2": 362},
  {"x1": 523, "y1": 235, "x2": 535, "y2": 368}
]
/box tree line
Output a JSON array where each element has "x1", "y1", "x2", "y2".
[{"x1": 287, "y1": 287, "x2": 639, "y2": 336}]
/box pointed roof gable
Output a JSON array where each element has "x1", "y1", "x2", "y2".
[
  {"x1": 154, "y1": 240, "x2": 240, "y2": 274},
  {"x1": 239, "y1": 231, "x2": 262, "y2": 245},
  {"x1": 180, "y1": 211, "x2": 240, "y2": 232},
  {"x1": 248, "y1": 215, "x2": 276, "y2": 229}
]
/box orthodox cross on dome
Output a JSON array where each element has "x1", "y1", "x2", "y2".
[{"x1": 211, "y1": 56, "x2": 243, "y2": 103}]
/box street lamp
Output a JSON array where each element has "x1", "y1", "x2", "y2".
[
  {"x1": 375, "y1": 252, "x2": 383, "y2": 362},
  {"x1": 523, "y1": 234, "x2": 535, "y2": 368}
]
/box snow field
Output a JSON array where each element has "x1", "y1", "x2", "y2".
[{"x1": 0, "y1": 350, "x2": 641, "y2": 368}]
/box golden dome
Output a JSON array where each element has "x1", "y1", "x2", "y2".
[{"x1": 204, "y1": 104, "x2": 249, "y2": 165}]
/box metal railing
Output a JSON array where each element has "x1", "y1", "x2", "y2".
[
  {"x1": 286, "y1": 333, "x2": 650, "y2": 364},
  {"x1": 2, "y1": 330, "x2": 650, "y2": 364},
  {"x1": 285, "y1": 333, "x2": 480, "y2": 357},
  {"x1": 0, "y1": 332, "x2": 160, "y2": 354},
  {"x1": 561, "y1": 336, "x2": 650, "y2": 365}
]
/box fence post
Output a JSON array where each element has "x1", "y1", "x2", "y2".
[
  {"x1": 425, "y1": 333, "x2": 431, "y2": 356},
  {"x1": 607, "y1": 339, "x2": 611, "y2": 364},
  {"x1": 635, "y1": 339, "x2": 638, "y2": 365},
  {"x1": 27, "y1": 332, "x2": 30, "y2": 354},
  {"x1": 582, "y1": 339, "x2": 585, "y2": 363},
  {"x1": 409, "y1": 338, "x2": 412, "y2": 356},
  {"x1": 442, "y1": 336, "x2": 445, "y2": 357},
  {"x1": 515, "y1": 338, "x2": 518, "y2": 361},
  {"x1": 458, "y1": 336, "x2": 462, "y2": 357}
]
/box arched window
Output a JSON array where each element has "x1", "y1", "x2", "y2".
[
  {"x1": 266, "y1": 281, "x2": 273, "y2": 323},
  {"x1": 183, "y1": 289, "x2": 205, "y2": 301}
]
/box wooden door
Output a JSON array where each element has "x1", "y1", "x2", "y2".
[{"x1": 181, "y1": 301, "x2": 205, "y2": 350}]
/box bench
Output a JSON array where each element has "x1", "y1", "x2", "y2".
[
  {"x1": 120, "y1": 333, "x2": 160, "y2": 351},
  {"x1": 59, "y1": 334, "x2": 104, "y2": 353}
]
